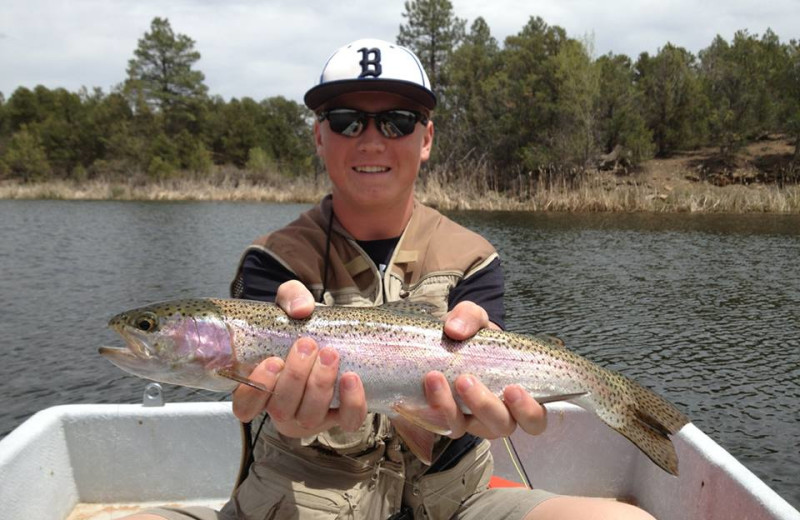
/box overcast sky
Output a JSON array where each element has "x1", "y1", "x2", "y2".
[{"x1": 1, "y1": 0, "x2": 798, "y2": 105}]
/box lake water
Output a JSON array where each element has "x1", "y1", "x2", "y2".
[{"x1": 1, "y1": 200, "x2": 798, "y2": 508}]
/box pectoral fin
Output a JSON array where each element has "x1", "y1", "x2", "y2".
[
  {"x1": 218, "y1": 369, "x2": 269, "y2": 393},
  {"x1": 390, "y1": 415, "x2": 438, "y2": 465},
  {"x1": 392, "y1": 403, "x2": 452, "y2": 436},
  {"x1": 391, "y1": 403, "x2": 454, "y2": 465}
]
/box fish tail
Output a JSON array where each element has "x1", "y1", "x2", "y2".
[{"x1": 612, "y1": 379, "x2": 690, "y2": 476}]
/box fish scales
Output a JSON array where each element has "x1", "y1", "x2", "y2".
[{"x1": 100, "y1": 298, "x2": 690, "y2": 475}]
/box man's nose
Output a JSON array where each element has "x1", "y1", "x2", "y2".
[{"x1": 357, "y1": 117, "x2": 387, "y2": 151}]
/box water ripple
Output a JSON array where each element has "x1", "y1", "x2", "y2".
[{"x1": 1, "y1": 202, "x2": 798, "y2": 508}]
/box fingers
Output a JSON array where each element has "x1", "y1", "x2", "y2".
[
  {"x1": 276, "y1": 280, "x2": 316, "y2": 318},
  {"x1": 233, "y1": 280, "x2": 315, "y2": 425},
  {"x1": 443, "y1": 301, "x2": 499, "y2": 341},
  {"x1": 423, "y1": 371, "x2": 533, "y2": 440},
  {"x1": 337, "y1": 373, "x2": 368, "y2": 432},
  {"x1": 261, "y1": 337, "x2": 367, "y2": 437},
  {"x1": 292, "y1": 346, "x2": 340, "y2": 430},
  {"x1": 423, "y1": 371, "x2": 467, "y2": 438},
  {"x1": 267, "y1": 337, "x2": 320, "y2": 423},
  {"x1": 231, "y1": 357, "x2": 284, "y2": 423},
  {"x1": 455, "y1": 374, "x2": 517, "y2": 439},
  {"x1": 503, "y1": 384, "x2": 547, "y2": 435}
]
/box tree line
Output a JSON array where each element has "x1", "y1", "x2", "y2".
[
  {"x1": 0, "y1": 18, "x2": 314, "y2": 184},
  {"x1": 1, "y1": 4, "x2": 798, "y2": 189}
]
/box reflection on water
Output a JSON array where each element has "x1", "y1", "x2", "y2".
[{"x1": 1, "y1": 201, "x2": 798, "y2": 507}]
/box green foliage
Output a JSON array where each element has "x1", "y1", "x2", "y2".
[
  {"x1": 699, "y1": 31, "x2": 782, "y2": 157},
  {"x1": 3, "y1": 126, "x2": 52, "y2": 182},
  {"x1": 552, "y1": 38, "x2": 600, "y2": 168},
  {"x1": 147, "y1": 155, "x2": 176, "y2": 181},
  {"x1": 247, "y1": 147, "x2": 276, "y2": 173},
  {"x1": 125, "y1": 17, "x2": 208, "y2": 112},
  {"x1": 437, "y1": 17, "x2": 501, "y2": 165},
  {"x1": 596, "y1": 54, "x2": 655, "y2": 165},
  {"x1": 491, "y1": 17, "x2": 569, "y2": 172},
  {"x1": 398, "y1": 0, "x2": 466, "y2": 97},
  {"x1": 1, "y1": 12, "x2": 797, "y2": 191},
  {"x1": 184, "y1": 141, "x2": 215, "y2": 175},
  {"x1": 783, "y1": 41, "x2": 800, "y2": 158},
  {"x1": 635, "y1": 44, "x2": 708, "y2": 156}
]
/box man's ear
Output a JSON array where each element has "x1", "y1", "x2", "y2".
[
  {"x1": 420, "y1": 120, "x2": 434, "y2": 162},
  {"x1": 314, "y1": 120, "x2": 324, "y2": 156}
]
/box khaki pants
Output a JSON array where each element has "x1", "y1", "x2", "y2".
[{"x1": 145, "y1": 418, "x2": 555, "y2": 520}]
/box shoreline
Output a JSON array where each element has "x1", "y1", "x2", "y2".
[
  {"x1": 2, "y1": 174, "x2": 799, "y2": 213},
  {"x1": 3, "y1": 138, "x2": 798, "y2": 213}
]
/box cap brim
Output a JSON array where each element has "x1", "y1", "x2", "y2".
[{"x1": 304, "y1": 79, "x2": 437, "y2": 111}]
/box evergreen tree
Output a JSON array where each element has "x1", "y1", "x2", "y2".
[
  {"x1": 781, "y1": 40, "x2": 800, "y2": 160},
  {"x1": 441, "y1": 17, "x2": 501, "y2": 166},
  {"x1": 125, "y1": 17, "x2": 208, "y2": 113},
  {"x1": 596, "y1": 53, "x2": 654, "y2": 166},
  {"x1": 636, "y1": 44, "x2": 708, "y2": 156},
  {"x1": 397, "y1": 0, "x2": 466, "y2": 99},
  {"x1": 700, "y1": 31, "x2": 778, "y2": 157},
  {"x1": 2, "y1": 125, "x2": 52, "y2": 181},
  {"x1": 493, "y1": 17, "x2": 568, "y2": 172},
  {"x1": 553, "y1": 38, "x2": 600, "y2": 168}
]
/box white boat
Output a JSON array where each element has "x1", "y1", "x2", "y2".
[{"x1": 1, "y1": 386, "x2": 798, "y2": 520}]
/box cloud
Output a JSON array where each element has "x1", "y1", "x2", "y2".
[{"x1": 1, "y1": 0, "x2": 798, "y2": 102}]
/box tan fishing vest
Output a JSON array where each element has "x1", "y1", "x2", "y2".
[
  {"x1": 229, "y1": 196, "x2": 499, "y2": 519},
  {"x1": 231, "y1": 195, "x2": 498, "y2": 317}
]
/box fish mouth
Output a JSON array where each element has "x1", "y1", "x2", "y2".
[
  {"x1": 98, "y1": 344, "x2": 158, "y2": 376},
  {"x1": 98, "y1": 345, "x2": 138, "y2": 362},
  {"x1": 107, "y1": 319, "x2": 153, "y2": 358}
]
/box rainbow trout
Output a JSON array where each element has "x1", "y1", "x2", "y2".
[{"x1": 99, "y1": 298, "x2": 689, "y2": 475}]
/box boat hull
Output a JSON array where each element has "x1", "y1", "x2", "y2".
[{"x1": 0, "y1": 402, "x2": 797, "y2": 520}]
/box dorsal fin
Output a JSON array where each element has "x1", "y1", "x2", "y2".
[{"x1": 531, "y1": 333, "x2": 567, "y2": 349}]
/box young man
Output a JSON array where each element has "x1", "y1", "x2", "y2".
[{"x1": 134, "y1": 39, "x2": 654, "y2": 520}]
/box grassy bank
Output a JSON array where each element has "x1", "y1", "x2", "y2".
[
  {"x1": 2, "y1": 140, "x2": 799, "y2": 213},
  {"x1": 3, "y1": 172, "x2": 798, "y2": 213}
]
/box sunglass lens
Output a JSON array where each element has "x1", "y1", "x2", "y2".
[
  {"x1": 327, "y1": 111, "x2": 364, "y2": 136},
  {"x1": 377, "y1": 111, "x2": 418, "y2": 138}
]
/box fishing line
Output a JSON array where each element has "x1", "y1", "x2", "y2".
[{"x1": 503, "y1": 436, "x2": 532, "y2": 489}]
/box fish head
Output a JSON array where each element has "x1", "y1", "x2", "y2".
[{"x1": 100, "y1": 299, "x2": 240, "y2": 392}]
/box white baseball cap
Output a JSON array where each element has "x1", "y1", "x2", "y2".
[{"x1": 304, "y1": 38, "x2": 436, "y2": 111}]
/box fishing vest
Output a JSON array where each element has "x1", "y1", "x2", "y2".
[
  {"x1": 229, "y1": 196, "x2": 499, "y2": 519},
  {"x1": 231, "y1": 195, "x2": 498, "y2": 318}
]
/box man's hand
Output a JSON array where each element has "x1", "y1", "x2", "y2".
[
  {"x1": 231, "y1": 281, "x2": 367, "y2": 437},
  {"x1": 424, "y1": 301, "x2": 548, "y2": 440}
]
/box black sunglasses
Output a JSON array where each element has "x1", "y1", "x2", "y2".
[{"x1": 317, "y1": 108, "x2": 429, "y2": 138}]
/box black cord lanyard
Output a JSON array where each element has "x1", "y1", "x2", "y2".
[{"x1": 320, "y1": 204, "x2": 334, "y2": 303}]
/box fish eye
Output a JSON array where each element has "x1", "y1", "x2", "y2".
[{"x1": 133, "y1": 313, "x2": 158, "y2": 332}]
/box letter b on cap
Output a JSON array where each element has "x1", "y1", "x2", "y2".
[{"x1": 358, "y1": 47, "x2": 382, "y2": 78}]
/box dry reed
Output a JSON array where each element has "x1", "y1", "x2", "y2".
[{"x1": 2, "y1": 169, "x2": 799, "y2": 213}]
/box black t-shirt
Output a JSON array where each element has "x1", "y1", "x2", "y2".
[{"x1": 238, "y1": 237, "x2": 505, "y2": 329}]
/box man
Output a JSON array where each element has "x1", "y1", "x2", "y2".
[{"x1": 134, "y1": 39, "x2": 654, "y2": 520}]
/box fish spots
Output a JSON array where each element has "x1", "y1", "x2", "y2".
[{"x1": 106, "y1": 297, "x2": 689, "y2": 474}]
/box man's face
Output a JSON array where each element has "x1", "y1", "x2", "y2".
[{"x1": 314, "y1": 91, "x2": 434, "y2": 212}]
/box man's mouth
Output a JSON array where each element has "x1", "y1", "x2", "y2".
[{"x1": 354, "y1": 166, "x2": 390, "y2": 173}]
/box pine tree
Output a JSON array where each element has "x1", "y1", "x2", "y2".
[
  {"x1": 125, "y1": 17, "x2": 208, "y2": 112},
  {"x1": 397, "y1": 0, "x2": 466, "y2": 98}
]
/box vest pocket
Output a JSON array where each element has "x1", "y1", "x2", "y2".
[
  {"x1": 233, "y1": 446, "x2": 406, "y2": 520},
  {"x1": 413, "y1": 439, "x2": 494, "y2": 519},
  {"x1": 231, "y1": 464, "x2": 347, "y2": 519}
]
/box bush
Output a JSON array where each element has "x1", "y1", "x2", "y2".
[
  {"x1": 3, "y1": 126, "x2": 52, "y2": 182},
  {"x1": 185, "y1": 142, "x2": 214, "y2": 175},
  {"x1": 246, "y1": 146, "x2": 276, "y2": 173},
  {"x1": 147, "y1": 156, "x2": 176, "y2": 181}
]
